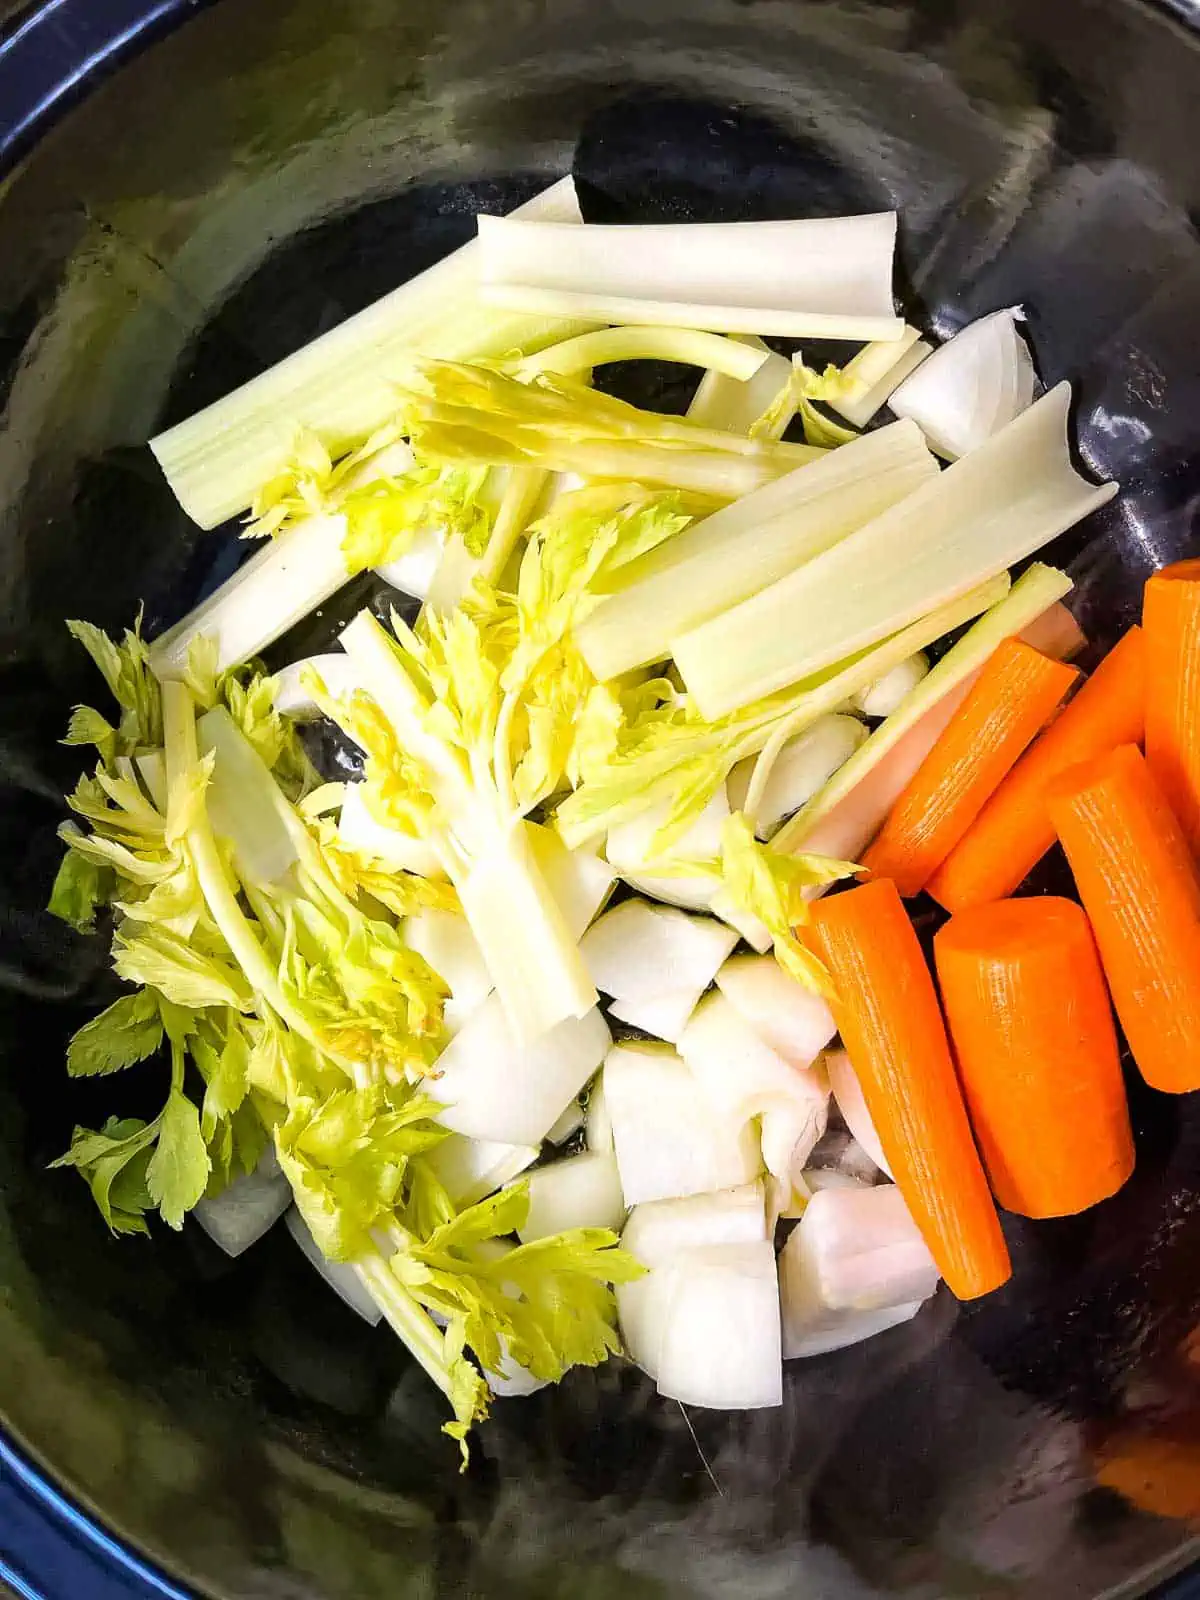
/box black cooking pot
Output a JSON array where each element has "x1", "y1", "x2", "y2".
[{"x1": 1, "y1": 0, "x2": 1200, "y2": 1595}]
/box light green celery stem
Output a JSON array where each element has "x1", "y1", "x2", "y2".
[
  {"x1": 772, "y1": 562, "x2": 1073, "y2": 855},
  {"x1": 161, "y1": 682, "x2": 327, "y2": 1054},
  {"x1": 555, "y1": 576, "x2": 1010, "y2": 851},
  {"x1": 478, "y1": 465, "x2": 550, "y2": 588},
  {"x1": 149, "y1": 177, "x2": 594, "y2": 529},
  {"x1": 355, "y1": 1252, "x2": 462, "y2": 1402},
  {"x1": 518, "y1": 327, "x2": 768, "y2": 382}
]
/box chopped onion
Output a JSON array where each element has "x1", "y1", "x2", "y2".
[
  {"x1": 432, "y1": 997, "x2": 611, "y2": 1146},
  {"x1": 678, "y1": 993, "x2": 829, "y2": 1182},
  {"x1": 801, "y1": 1167, "x2": 871, "y2": 1194},
  {"x1": 194, "y1": 1164, "x2": 291, "y2": 1257},
  {"x1": 655, "y1": 1242, "x2": 783, "y2": 1409},
  {"x1": 714, "y1": 954, "x2": 837, "y2": 1070},
  {"x1": 605, "y1": 789, "x2": 728, "y2": 910},
  {"x1": 425, "y1": 1134, "x2": 539, "y2": 1207},
  {"x1": 608, "y1": 988, "x2": 704, "y2": 1044},
  {"x1": 518, "y1": 1150, "x2": 625, "y2": 1242},
  {"x1": 603, "y1": 1040, "x2": 761, "y2": 1206},
  {"x1": 618, "y1": 1182, "x2": 769, "y2": 1377},
  {"x1": 273, "y1": 652, "x2": 361, "y2": 720},
  {"x1": 285, "y1": 1209, "x2": 384, "y2": 1326},
  {"x1": 585, "y1": 1074, "x2": 613, "y2": 1153},
  {"x1": 580, "y1": 899, "x2": 737, "y2": 1007},
  {"x1": 826, "y1": 1049, "x2": 893, "y2": 1178},
  {"x1": 338, "y1": 783, "x2": 447, "y2": 880},
  {"x1": 778, "y1": 1185, "x2": 939, "y2": 1360},
  {"x1": 851, "y1": 653, "x2": 930, "y2": 720},
  {"x1": 889, "y1": 307, "x2": 1038, "y2": 461},
  {"x1": 404, "y1": 910, "x2": 492, "y2": 1034},
  {"x1": 709, "y1": 888, "x2": 774, "y2": 953},
  {"x1": 545, "y1": 1099, "x2": 585, "y2": 1145},
  {"x1": 487, "y1": 1336, "x2": 551, "y2": 1398},
  {"x1": 727, "y1": 714, "x2": 868, "y2": 839}
]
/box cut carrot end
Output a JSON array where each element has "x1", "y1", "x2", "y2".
[
  {"x1": 809, "y1": 879, "x2": 1011, "y2": 1300},
  {"x1": 935, "y1": 896, "x2": 1134, "y2": 1218},
  {"x1": 1048, "y1": 743, "x2": 1200, "y2": 1094},
  {"x1": 1144, "y1": 561, "x2": 1200, "y2": 854}
]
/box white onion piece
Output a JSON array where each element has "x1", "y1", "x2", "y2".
[
  {"x1": 608, "y1": 988, "x2": 703, "y2": 1044},
  {"x1": 851, "y1": 654, "x2": 930, "y2": 720},
  {"x1": 603, "y1": 1041, "x2": 761, "y2": 1205},
  {"x1": 425, "y1": 1134, "x2": 539, "y2": 1207},
  {"x1": 727, "y1": 715, "x2": 868, "y2": 839},
  {"x1": 526, "y1": 824, "x2": 617, "y2": 938},
  {"x1": 285, "y1": 1209, "x2": 384, "y2": 1326},
  {"x1": 801, "y1": 1167, "x2": 870, "y2": 1194},
  {"x1": 679, "y1": 993, "x2": 829, "y2": 1181},
  {"x1": 585, "y1": 1074, "x2": 613, "y2": 1153},
  {"x1": 709, "y1": 888, "x2": 774, "y2": 953},
  {"x1": 487, "y1": 1336, "x2": 551, "y2": 1398},
  {"x1": 617, "y1": 1182, "x2": 769, "y2": 1377},
  {"x1": 655, "y1": 1242, "x2": 783, "y2": 1409},
  {"x1": 829, "y1": 327, "x2": 931, "y2": 428},
  {"x1": 338, "y1": 783, "x2": 446, "y2": 880},
  {"x1": 194, "y1": 1165, "x2": 291, "y2": 1258},
  {"x1": 545, "y1": 1099, "x2": 585, "y2": 1145},
  {"x1": 779, "y1": 1185, "x2": 938, "y2": 1360},
  {"x1": 273, "y1": 652, "x2": 361, "y2": 720},
  {"x1": 715, "y1": 954, "x2": 838, "y2": 1071},
  {"x1": 606, "y1": 790, "x2": 728, "y2": 911},
  {"x1": 518, "y1": 1150, "x2": 625, "y2": 1242},
  {"x1": 826, "y1": 1048, "x2": 893, "y2": 1178},
  {"x1": 580, "y1": 899, "x2": 736, "y2": 1008},
  {"x1": 784, "y1": 1297, "x2": 925, "y2": 1359},
  {"x1": 889, "y1": 307, "x2": 1037, "y2": 461},
  {"x1": 433, "y1": 997, "x2": 611, "y2": 1146},
  {"x1": 375, "y1": 526, "x2": 446, "y2": 601}
]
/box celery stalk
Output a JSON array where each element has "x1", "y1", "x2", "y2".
[
  {"x1": 772, "y1": 563, "x2": 1073, "y2": 858},
  {"x1": 674, "y1": 384, "x2": 1116, "y2": 719},
  {"x1": 518, "y1": 327, "x2": 768, "y2": 382},
  {"x1": 477, "y1": 212, "x2": 904, "y2": 341},
  {"x1": 151, "y1": 178, "x2": 595, "y2": 529},
  {"x1": 575, "y1": 420, "x2": 938, "y2": 681},
  {"x1": 687, "y1": 338, "x2": 794, "y2": 436},
  {"x1": 829, "y1": 329, "x2": 931, "y2": 428}
]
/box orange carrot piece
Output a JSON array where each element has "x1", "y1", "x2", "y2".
[
  {"x1": 862, "y1": 639, "x2": 1079, "y2": 898},
  {"x1": 808, "y1": 879, "x2": 1011, "y2": 1300},
  {"x1": 1047, "y1": 743, "x2": 1200, "y2": 1094},
  {"x1": 1144, "y1": 560, "x2": 1200, "y2": 853},
  {"x1": 928, "y1": 627, "x2": 1146, "y2": 913},
  {"x1": 934, "y1": 897, "x2": 1134, "y2": 1218}
]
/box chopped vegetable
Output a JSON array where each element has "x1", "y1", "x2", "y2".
[
  {"x1": 1143, "y1": 559, "x2": 1200, "y2": 852},
  {"x1": 579, "y1": 898, "x2": 736, "y2": 1018},
  {"x1": 603, "y1": 1040, "x2": 762, "y2": 1205},
  {"x1": 851, "y1": 654, "x2": 929, "y2": 720},
  {"x1": 808, "y1": 879, "x2": 1011, "y2": 1300},
  {"x1": 1047, "y1": 744, "x2": 1200, "y2": 1094},
  {"x1": 935, "y1": 897, "x2": 1134, "y2": 1217},
  {"x1": 829, "y1": 327, "x2": 931, "y2": 428},
  {"x1": 714, "y1": 954, "x2": 837, "y2": 1071},
  {"x1": 476, "y1": 211, "x2": 904, "y2": 341},
  {"x1": 194, "y1": 1159, "x2": 291, "y2": 1258},
  {"x1": 585, "y1": 1073, "x2": 613, "y2": 1154},
  {"x1": 424, "y1": 1135, "x2": 540, "y2": 1208},
  {"x1": 575, "y1": 419, "x2": 937, "y2": 681},
  {"x1": 774, "y1": 564, "x2": 1074, "y2": 863},
  {"x1": 825, "y1": 1049, "x2": 893, "y2": 1179},
  {"x1": 687, "y1": 337, "x2": 794, "y2": 435},
  {"x1": 518, "y1": 1150, "x2": 625, "y2": 1242},
  {"x1": 779, "y1": 1185, "x2": 938, "y2": 1359},
  {"x1": 928, "y1": 626, "x2": 1146, "y2": 912},
  {"x1": 673, "y1": 386, "x2": 1114, "y2": 718},
  {"x1": 604, "y1": 790, "x2": 729, "y2": 910},
  {"x1": 653, "y1": 1242, "x2": 782, "y2": 1409},
  {"x1": 273, "y1": 653, "x2": 360, "y2": 720},
  {"x1": 518, "y1": 325, "x2": 769, "y2": 382},
  {"x1": 608, "y1": 990, "x2": 704, "y2": 1043},
  {"x1": 888, "y1": 307, "x2": 1037, "y2": 460},
  {"x1": 150, "y1": 177, "x2": 593, "y2": 529},
  {"x1": 861, "y1": 638, "x2": 1080, "y2": 897},
  {"x1": 545, "y1": 1100, "x2": 585, "y2": 1146},
  {"x1": 286, "y1": 1209, "x2": 385, "y2": 1327},
  {"x1": 404, "y1": 911, "x2": 492, "y2": 1035},
  {"x1": 727, "y1": 714, "x2": 867, "y2": 839}
]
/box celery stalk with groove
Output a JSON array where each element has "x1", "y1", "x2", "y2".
[
  {"x1": 673, "y1": 384, "x2": 1115, "y2": 719},
  {"x1": 151, "y1": 177, "x2": 595, "y2": 529}
]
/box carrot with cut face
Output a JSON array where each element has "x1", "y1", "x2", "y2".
[
  {"x1": 862, "y1": 639, "x2": 1079, "y2": 898},
  {"x1": 1144, "y1": 560, "x2": 1200, "y2": 853},
  {"x1": 928, "y1": 626, "x2": 1146, "y2": 913},
  {"x1": 934, "y1": 897, "x2": 1134, "y2": 1218},
  {"x1": 808, "y1": 879, "x2": 1011, "y2": 1300},
  {"x1": 1048, "y1": 743, "x2": 1200, "y2": 1094}
]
